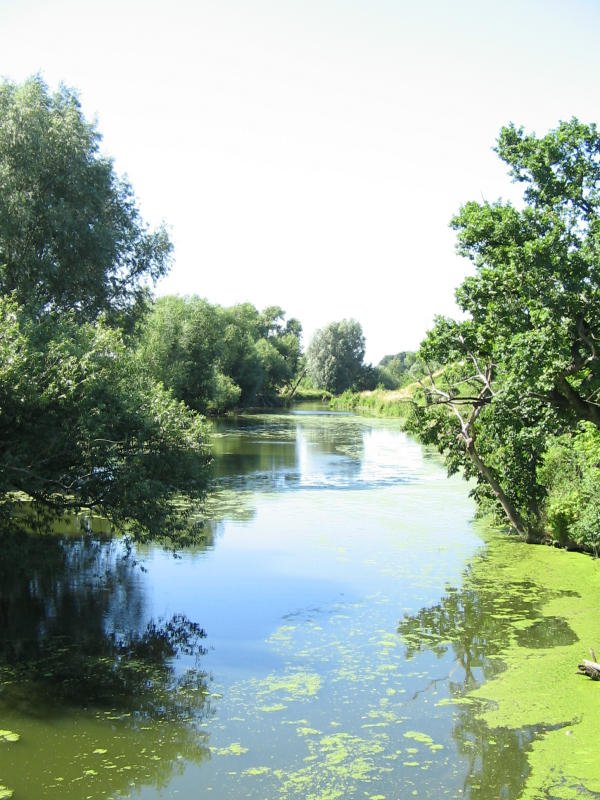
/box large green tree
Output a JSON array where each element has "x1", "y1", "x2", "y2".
[
  {"x1": 0, "y1": 77, "x2": 210, "y2": 540},
  {"x1": 0, "y1": 75, "x2": 171, "y2": 325},
  {"x1": 452, "y1": 119, "x2": 600, "y2": 427},
  {"x1": 409, "y1": 119, "x2": 600, "y2": 542},
  {"x1": 306, "y1": 318, "x2": 366, "y2": 394},
  {"x1": 137, "y1": 295, "x2": 240, "y2": 414}
]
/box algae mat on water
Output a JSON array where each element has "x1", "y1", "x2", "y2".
[{"x1": 465, "y1": 530, "x2": 600, "y2": 799}]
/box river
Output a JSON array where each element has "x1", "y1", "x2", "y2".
[{"x1": 1, "y1": 408, "x2": 596, "y2": 800}]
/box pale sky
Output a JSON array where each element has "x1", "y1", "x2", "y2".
[{"x1": 1, "y1": 0, "x2": 599, "y2": 362}]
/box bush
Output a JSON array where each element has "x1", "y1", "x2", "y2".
[{"x1": 538, "y1": 423, "x2": 600, "y2": 551}]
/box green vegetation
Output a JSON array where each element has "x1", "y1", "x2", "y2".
[
  {"x1": 329, "y1": 354, "x2": 434, "y2": 415},
  {"x1": 332, "y1": 387, "x2": 413, "y2": 418},
  {"x1": 5, "y1": 74, "x2": 596, "y2": 555},
  {"x1": 0, "y1": 76, "x2": 216, "y2": 541},
  {"x1": 332, "y1": 120, "x2": 600, "y2": 553},
  {"x1": 306, "y1": 319, "x2": 368, "y2": 394},
  {"x1": 136, "y1": 297, "x2": 302, "y2": 412},
  {"x1": 399, "y1": 524, "x2": 600, "y2": 799},
  {"x1": 376, "y1": 351, "x2": 428, "y2": 388},
  {"x1": 405, "y1": 119, "x2": 600, "y2": 551},
  {"x1": 0, "y1": 76, "x2": 171, "y2": 328}
]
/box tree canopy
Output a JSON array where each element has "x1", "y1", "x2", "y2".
[
  {"x1": 0, "y1": 296, "x2": 212, "y2": 542},
  {"x1": 137, "y1": 297, "x2": 302, "y2": 412},
  {"x1": 0, "y1": 75, "x2": 171, "y2": 326}
]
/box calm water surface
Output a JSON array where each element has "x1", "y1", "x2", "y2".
[{"x1": 0, "y1": 410, "x2": 541, "y2": 799}]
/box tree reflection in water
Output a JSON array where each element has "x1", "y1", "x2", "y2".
[
  {"x1": 0, "y1": 529, "x2": 211, "y2": 799},
  {"x1": 397, "y1": 565, "x2": 576, "y2": 800}
]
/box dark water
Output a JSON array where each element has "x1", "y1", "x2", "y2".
[{"x1": 0, "y1": 409, "x2": 553, "y2": 799}]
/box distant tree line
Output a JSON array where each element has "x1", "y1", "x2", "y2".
[{"x1": 137, "y1": 297, "x2": 302, "y2": 413}]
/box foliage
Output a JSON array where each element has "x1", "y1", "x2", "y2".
[
  {"x1": 451, "y1": 118, "x2": 600, "y2": 427},
  {"x1": 219, "y1": 303, "x2": 302, "y2": 405},
  {"x1": 538, "y1": 423, "x2": 600, "y2": 551},
  {"x1": 0, "y1": 77, "x2": 215, "y2": 541},
  {"x1": 0, "y1": 76, "x2": 171, "y2": 327},
  {"x1": 330, "y1": 388, "x2": 413, "y2": 418},
  {"x1": 138, "y1": 297, "x2": 302, "y2": 411},
  {"x1": 0, "y1": 295, "x2": 212, "y2": 542},
  {"x1": 377, "y1": 351, "x2": 421, "y2": 388},
  {"x1": 306, "y1": 318, "x2": 366, "y2": 394},
  {"x1": 136, "y1": 295, "x2": 238, "y2": 413},
  {"x1": 408, "y1": 119, "x2": 600, "y2": 546}
]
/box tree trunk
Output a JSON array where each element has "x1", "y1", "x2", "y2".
[
  {"x1": 465, "y1": 440, "x2": 532, "y2": 540},
  {"x1": 578, "y1": 659, "x2": 600, "y2": 680},
  {"x1": 284, "y1": 368, "x2": 307, "y2": 406},
  {"x1": 553, "y1": 376, "x2": 600, "y2": 428}
]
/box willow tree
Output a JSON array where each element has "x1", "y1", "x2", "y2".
[
  {"x1": 0, "y1": 75, "x2": 172, "y2": 325},
  {"x1": 306, "y1": 319, "x2": 366, "y2": 394},
  {"x1": 0, "y1": 77, "x2": 210, "y2": 540}
]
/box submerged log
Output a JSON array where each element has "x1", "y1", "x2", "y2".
[{"x1": 578, "y1": 658, "x2": 600, "y2": 680}]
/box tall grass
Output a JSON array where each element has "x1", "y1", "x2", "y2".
[{"x1": 330, "y1": 387, "x2": 413, "y2": 419}]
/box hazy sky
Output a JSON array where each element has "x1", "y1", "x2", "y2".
[{"x1": 1, "y1": 0, "x2": 599, "y2": 361}]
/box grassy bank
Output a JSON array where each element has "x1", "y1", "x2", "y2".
[{"x1": 330, "y1": 387, "x2": 413, "y2": 418}]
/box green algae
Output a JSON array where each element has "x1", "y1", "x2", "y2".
[
  {"x1": 275, "y1": 731, "x2": 388, "y2": 798},
  {"x1": 403, "y1": 731, "x2": 434, "y2": 745},
  {"x1": 253, "y1": 670, "x2": 322, "y2": 704},
  {"x1": 297, "y1": 727, "x2": 322, "y2": 736},
  {"x1": 211, "y1": 742, "x2": 249, "y2": 756},
  {"x1": 0, "y1": 731, "x2": 20, "y2": 743},
  {"x1": 461, "y1": 529, "x2": 600, "y2": 799}
]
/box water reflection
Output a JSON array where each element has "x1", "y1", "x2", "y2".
[
  {"x1": 210, "y1": 411, "x2": 422, "y2": 495},
  {"x1": 0, "y1": 530, "x2": 210, "y2": 799},
  {"x1": 2, "y1": 410, "x2": 570, "y2": 800},
  {"x1": 398, "y1": 559, "x2": 578, "y2": 799}
]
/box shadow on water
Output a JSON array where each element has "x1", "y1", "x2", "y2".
[
  {"x1": 0, "y1": 527, "x2": 212, "y2": 799},
  {"x1": 397, "y1": 559, "x2": 579, "y2": 800}
]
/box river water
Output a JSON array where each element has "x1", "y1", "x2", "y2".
[{"x1": 0, "y1": 409, "x2": 544, "y2": 799}]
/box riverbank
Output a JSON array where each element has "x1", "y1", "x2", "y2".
[{"x1": 330, "y1": 387, "x2": 413, "y2": 418}]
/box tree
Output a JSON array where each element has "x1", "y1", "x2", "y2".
[
  {"x1": 451, "y1": 119, "x2": 600, "y2": 427},
  {"x1": 407, "y1": 320, "x2": 549, "y2": 540},
  {"x1": 0, "y1": 76, "x2": 171, "y2": 325},
  {"x1": 137, "y1": 295, "x2": 240, "y2": 413},
  {"x1": 0, "y1": 77, "x2": 211, "y2": 541},
  {"x1": 409, "y1": 119, "x2": 600, "y2": 541},
  {"x1": 137, "y1": 297, "x2": 303, "y2": 411},
  {"x1": 0, "y1": 297, "x2": 212, "y2": 541},
  {"x1": 255, "y1": 306, "x2": 303, "y2": 402},
  {"x1": 306, "y1": 319, "x2": 366, "y2": 394}
]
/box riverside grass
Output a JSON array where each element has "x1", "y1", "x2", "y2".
[{"x1": 330, "y1": 388, "x2": 413, "y2": 419}]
